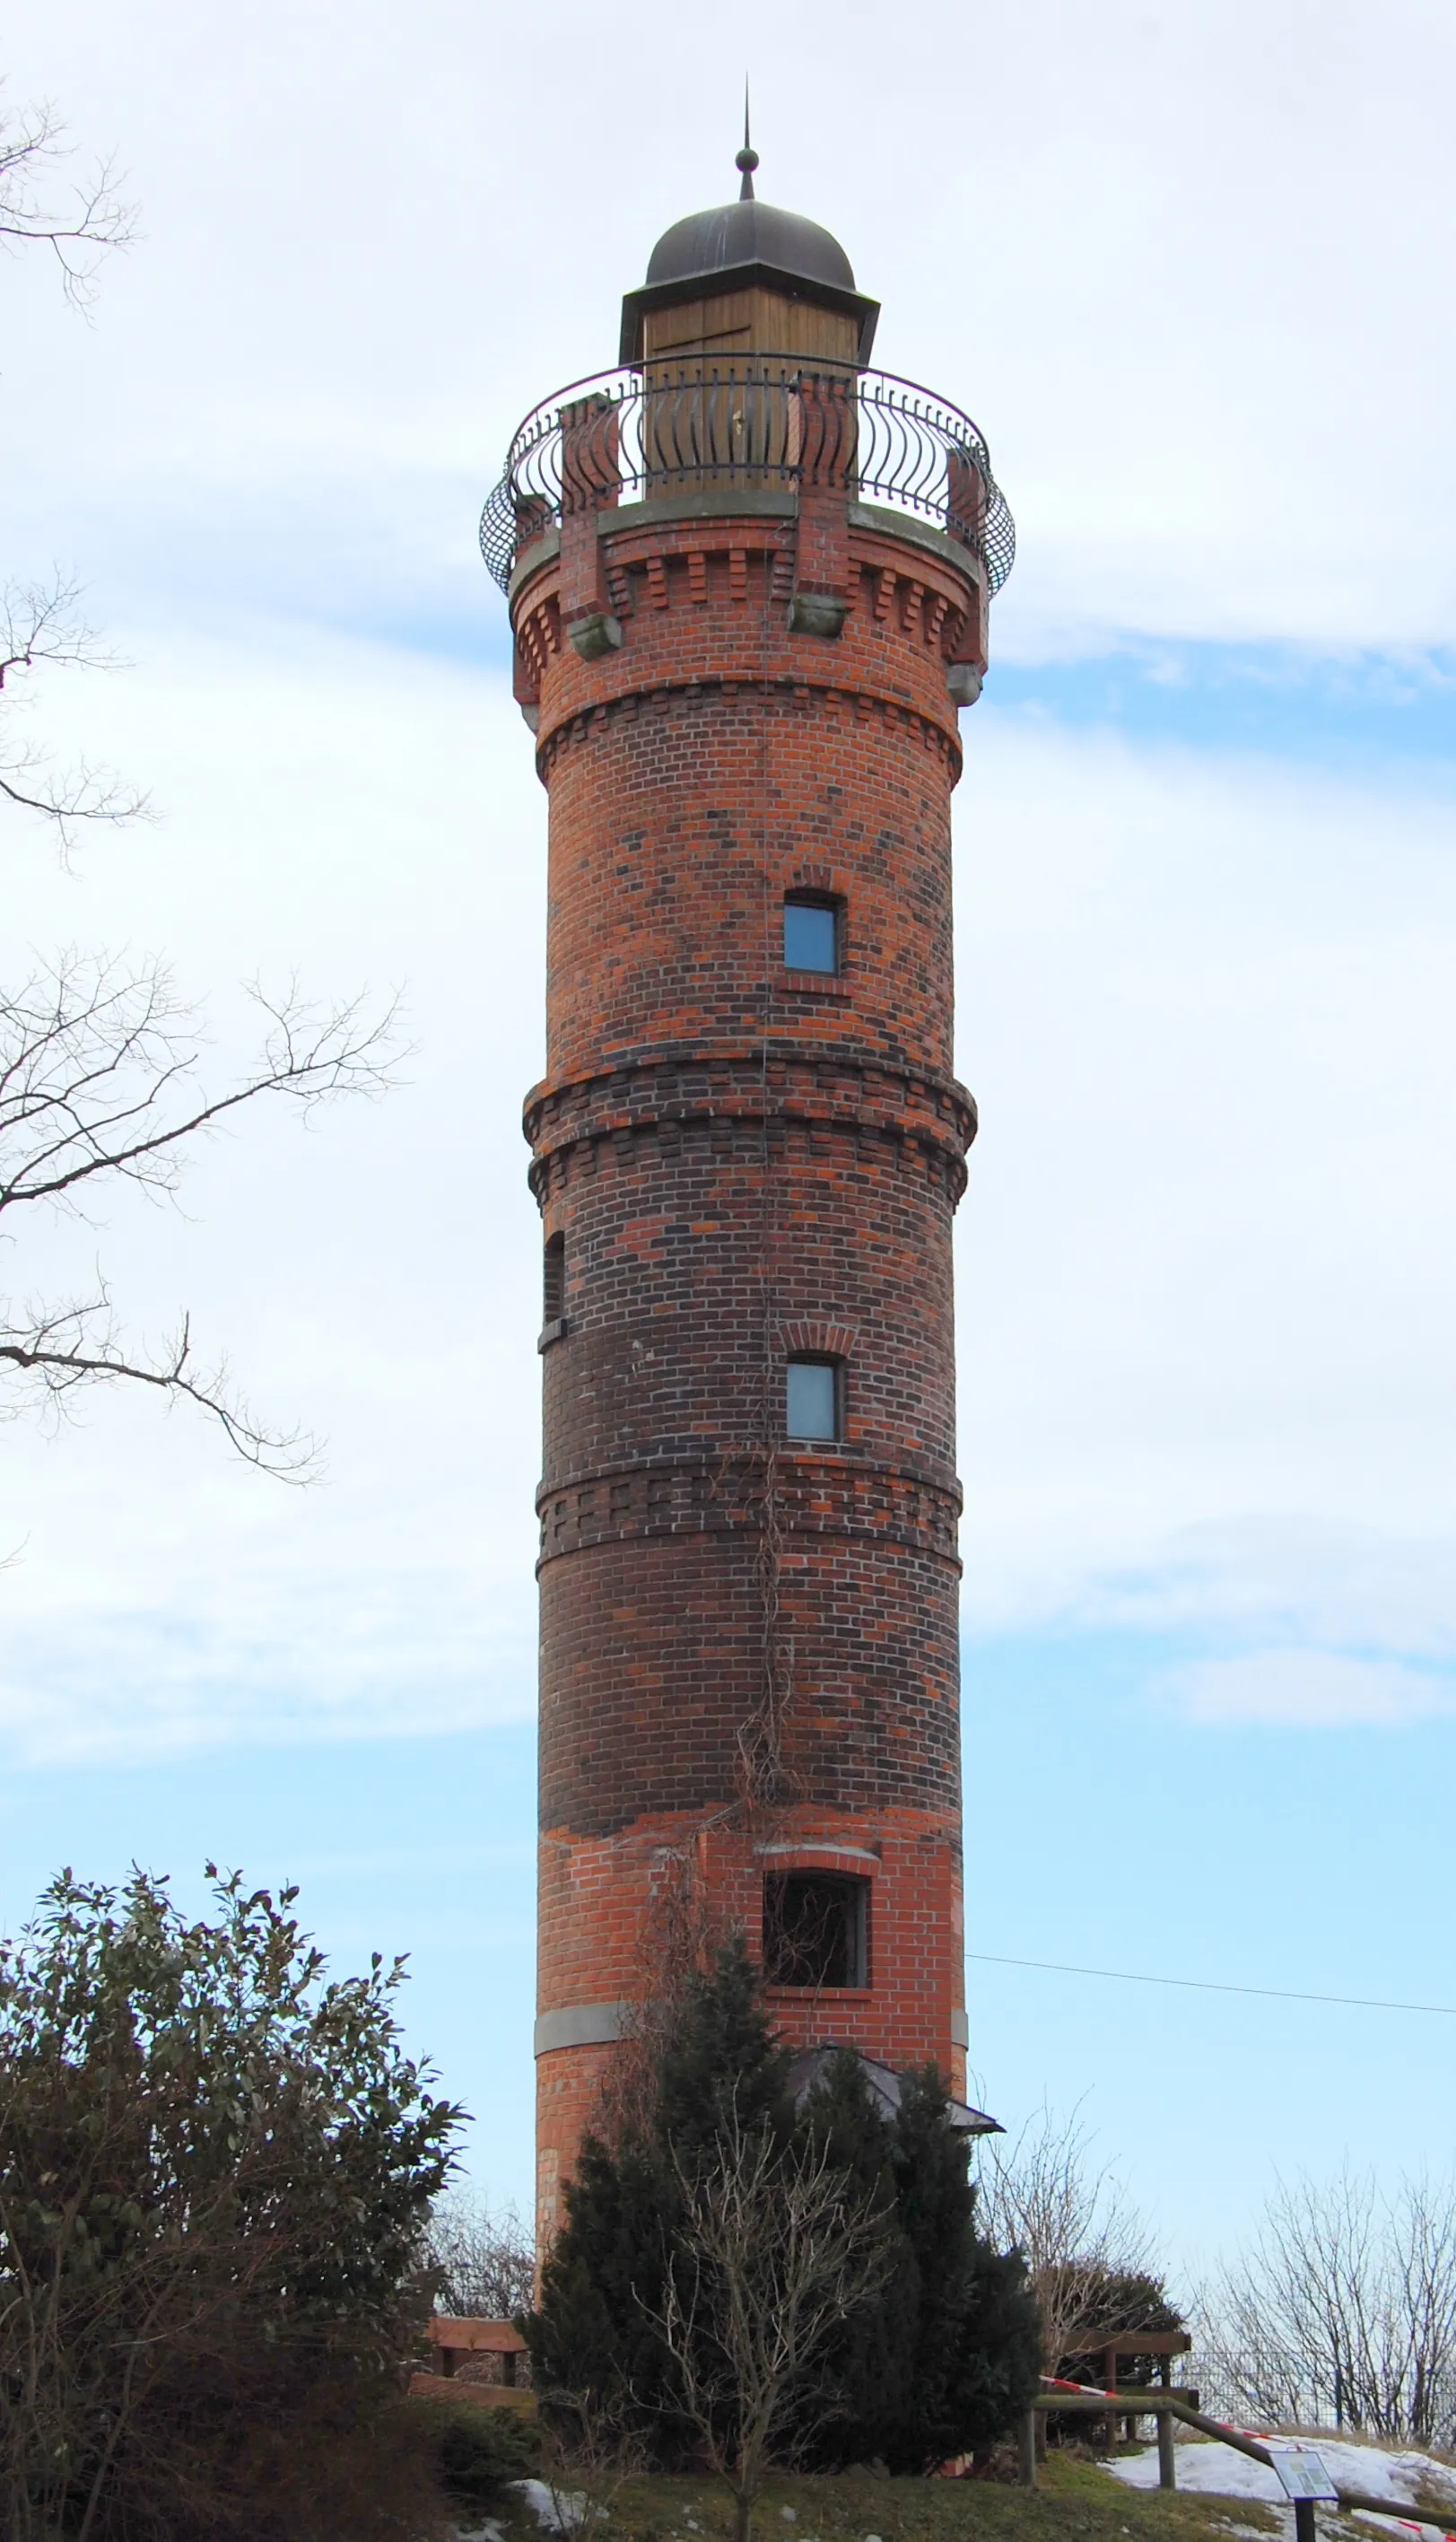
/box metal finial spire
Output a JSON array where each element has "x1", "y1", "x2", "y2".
[{"x1": 736, "y1": 83, "x2": 759, "y2": 199}]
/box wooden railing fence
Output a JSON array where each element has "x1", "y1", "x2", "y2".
[{"x1": 1023, "y1": 2375, "x2": 1456, "y2": 2540}]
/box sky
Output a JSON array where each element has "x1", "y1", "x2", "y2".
[{"x1": 3, "y1": 0, "x2": 1455, "y2": 2286}]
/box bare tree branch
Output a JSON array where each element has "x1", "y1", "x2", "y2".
[
  {"x1": 0, "y1": 85, "x2": 136, "y2": 312},
  {"x1": 0, "y1": 88, "x2": 392, "y2": 1482},
  {"x1": 975, "y1": 2099, "x2": 1150, "y2": 2372},
  {"x1": 0, "y1": 1291, "x2": 317, "y2": 1478},
  {"x1": 1197, "y1": 2167, "x2": 1456, "y2": 2444},
  {"x1": 0, "y1": 578, "x2": 150, "y2": 858},
  {"x1": 422, "y1": 2189, "x2": 536, "y2": 2322},
  {"x1": 641, "y1": 2096, "x2": 891, "y2": 2542},
  {"x1": 0, "y1": 949, "x2": 401, "y2": 1217},
  {"x1": 0, "y1": 951, "x2": 405, "y2": 1476}
]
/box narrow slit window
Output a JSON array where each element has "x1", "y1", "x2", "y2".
[
  {"x1": 763, "y1": 1872, "x2": 868, "y2": 1989},
  {"x1": 543, "y1": 1231, "x2": 566, "y2": 1325},
  {"x1": 786, "y1": 1355, "x2": 841, "y2": 1441},
  {"x1": 783, "y1": 894, "x2": 841, "y2": 974}
]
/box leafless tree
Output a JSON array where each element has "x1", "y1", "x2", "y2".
[
  {"x1": 0, "y1": 82, "x2": 135, "y2": 310},
  {"x1": 975, "y1": 2100, "x2": 1151, "y2": 2375},
  {"x1": 1, "y1": 950, "x2": 400, "y2": 1475},
  {"x1": 1, "y1": 84, "x2": 404, "y2": 1477},
  {"x1": 1, "y1": 577, "x2": 149, "y2": 856},
  {"x1": 534, "y1": 2389, "x2": 648, "y2": 2542},
  {"x1": 2, "y1": 90, "x2": 143, "y2": 856},
  {"x1": 1197, "y1": 2167, "x2": 1456, "y2": 2446},
  {"x1": 423, "y1": 2188, "x2": 536, "y2": 2322},
  {"x1": 641, "y1": 2098, "x2": 891, "y2": 2542}
]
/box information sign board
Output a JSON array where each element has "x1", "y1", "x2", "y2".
[{"x1": 1269, "y1": 2448, "x2": 1338, "y2": 2503}]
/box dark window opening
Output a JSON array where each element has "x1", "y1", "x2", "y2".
[
  {"x1": 763, "y1": 1872, "x2": 868, "y2": 1989},
  {"x1": 783, "y1": 894, "x2": 841, "y2": 974},
  {"x1": 543, "y1": 1232, "x2": 566, "y2": 1328},
  {"x1": 786, "y1": 1355, "x2": 841, "y2": 1441}
]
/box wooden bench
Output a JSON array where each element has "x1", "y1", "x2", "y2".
[
  {"x1": 1040, "y1": 2333, "x2": 1195, "y2": 2473},
  {"x1": 1090, "y1": 2328, "x2": 1192, "y2": 2396}
]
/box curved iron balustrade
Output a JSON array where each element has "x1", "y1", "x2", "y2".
[{"x1": 480, "y1": 361, "x2": 1016, "y2": 597}]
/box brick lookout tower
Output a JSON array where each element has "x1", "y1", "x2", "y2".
[{"x1": 480, "y1": 139, "x2": 1015, "y2": 2246}]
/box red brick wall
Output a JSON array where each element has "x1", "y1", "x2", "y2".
[{"x1": 514, "y1": 501, "x2": 987, "y2": 2246}]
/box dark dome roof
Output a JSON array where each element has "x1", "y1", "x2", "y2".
[{"x1": 645, "y1": 197, "x2": 857, "y2": 294}]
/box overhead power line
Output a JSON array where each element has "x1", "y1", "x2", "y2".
[{"x1": 965, "y1": 1950, "x2": 1456, "y2": 2019}]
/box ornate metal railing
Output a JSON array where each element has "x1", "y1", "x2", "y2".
[{"x1": 479, "y1": 361, "x2": 1015, "y2": 597}]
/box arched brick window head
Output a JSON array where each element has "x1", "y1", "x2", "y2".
[
  {"x1": 782, "y1": 891, "x2": 842, "y2": 974},
  {"x1": 786, "y1": 1354, "x2": 841, "y2": 1441},
  {"x1": 763, "y1": 1871, "x2": 868, "y2": 1989}
]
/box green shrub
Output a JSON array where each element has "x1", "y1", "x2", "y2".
[
  {"x1": 426, "y1": 2401, "x2": 541, "y2": 2507},
  {"x1": 0, "y1": 1866, "x2": 462, "y2": 2540}
]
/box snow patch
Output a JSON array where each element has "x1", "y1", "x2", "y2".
[
  {"x1": 1104, "y1": 2438, "x2": 1456, "y2": 2537},
  {"x1": 510, "y1": 2480, "x2": 599, "y2": 2533}
]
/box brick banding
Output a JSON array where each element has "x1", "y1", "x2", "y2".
[
  {"x1": 534, "y1": 1452, "x2": 963, "y2": 1565},
  {"x1": 524, "y1": 1046, "x2": 977, "y2": 1163},
  {"x1": 534, "y1": 672, "x2": 963, "y2": 783}
]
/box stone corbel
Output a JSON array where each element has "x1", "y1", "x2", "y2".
[{"x1": 566, "y1": 610, "x2": 623, "y2": 660}]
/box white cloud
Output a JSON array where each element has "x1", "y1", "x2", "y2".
[
  {"x1": 4, "y1": 653, "x2": 1456, "y2": 1759},
  {"x1": 953, "y1": 718, "x2": 1456, "y2": 1652},
  {"x1": 5, "y1": 0, "x2": 1456, "y2": 654},
  {"x1": 0, "y1": 626, "x2": 546, "y2": 1764},
  {"x1": 1166, "y1": 1650, "x2": 1456, "y2": 1728},
  {"x1": 4, "y1": 3, "x2": 1456, "y2": 1759}
]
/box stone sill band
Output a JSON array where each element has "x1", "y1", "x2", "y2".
[
  {"x1": 535, "y1": 2002, "x2": 632, "y2": 2056},
  {"x1": 536, "y1": 1998, "x2": 971, "y2": 2055}
]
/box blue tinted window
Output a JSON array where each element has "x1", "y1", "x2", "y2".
[
  {"x1": 783, "y1": 898, "x2": 839, "y2": 973},
  {"x1": 786, "y1": 1358, "x2": 839, "y2": 1440}
]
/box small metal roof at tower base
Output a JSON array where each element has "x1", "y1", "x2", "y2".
[
  {"x1": 787, "y1": 2046, "x2": 1003, "y2": 2136},
  {"x1": 619, "y1": 128, "x2": 880, "y2": 367}
]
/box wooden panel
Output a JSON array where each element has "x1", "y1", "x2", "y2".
[
  {"x1": 409, "y1": 2372, "x2": 537, "y2": 2413},
  {"x1": 428, "y1": 2316, "x2": 528, "y2": 2353},
  {"x1": 1092, "y1": 2332, "x2": 1192, "y2": 2356},
  {"x1": 644, "y1": 290, "x2": 754, "y2": 357},
  {"x1": 643, "y1": 289, "x2": 857, "y2": 366}
]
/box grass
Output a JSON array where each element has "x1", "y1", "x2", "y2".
[{"x1": 487, "y1": 2450, "x2": 1283, "y2": 2542}]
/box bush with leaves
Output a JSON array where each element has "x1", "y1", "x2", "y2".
[{"x1": 0, "y1": 1865, "x2": 462, "y2": 2542}]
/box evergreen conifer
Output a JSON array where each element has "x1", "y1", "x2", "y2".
[
  {"x1": 799, "y1": 2057, "x2": 1042, "y2": 2471},
  {"x1": 526, "y1": 1945, "x2": 1042, "y2": 2474},
  {"x1": 525, "y1": 1938, "x2": 792, "y2": 2452}
]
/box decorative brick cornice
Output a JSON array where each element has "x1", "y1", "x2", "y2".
[
  {"x1": 523, "y1": 1045, "x2": 977, "y2": 1206},
  {"x1": 532, "y1": 673, "x2": 963, "y2": 783},
  {"x1": 535, "y1": 1451, "x2": 962, "y2": 1569}
]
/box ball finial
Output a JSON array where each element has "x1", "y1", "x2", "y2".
[{"x1": 737, "y1": 83, "x2": 758, "y2": 199}]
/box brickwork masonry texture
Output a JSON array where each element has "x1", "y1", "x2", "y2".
[{"x1": 512, "y1": 503, "x2": 986, "y2": 2245}]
